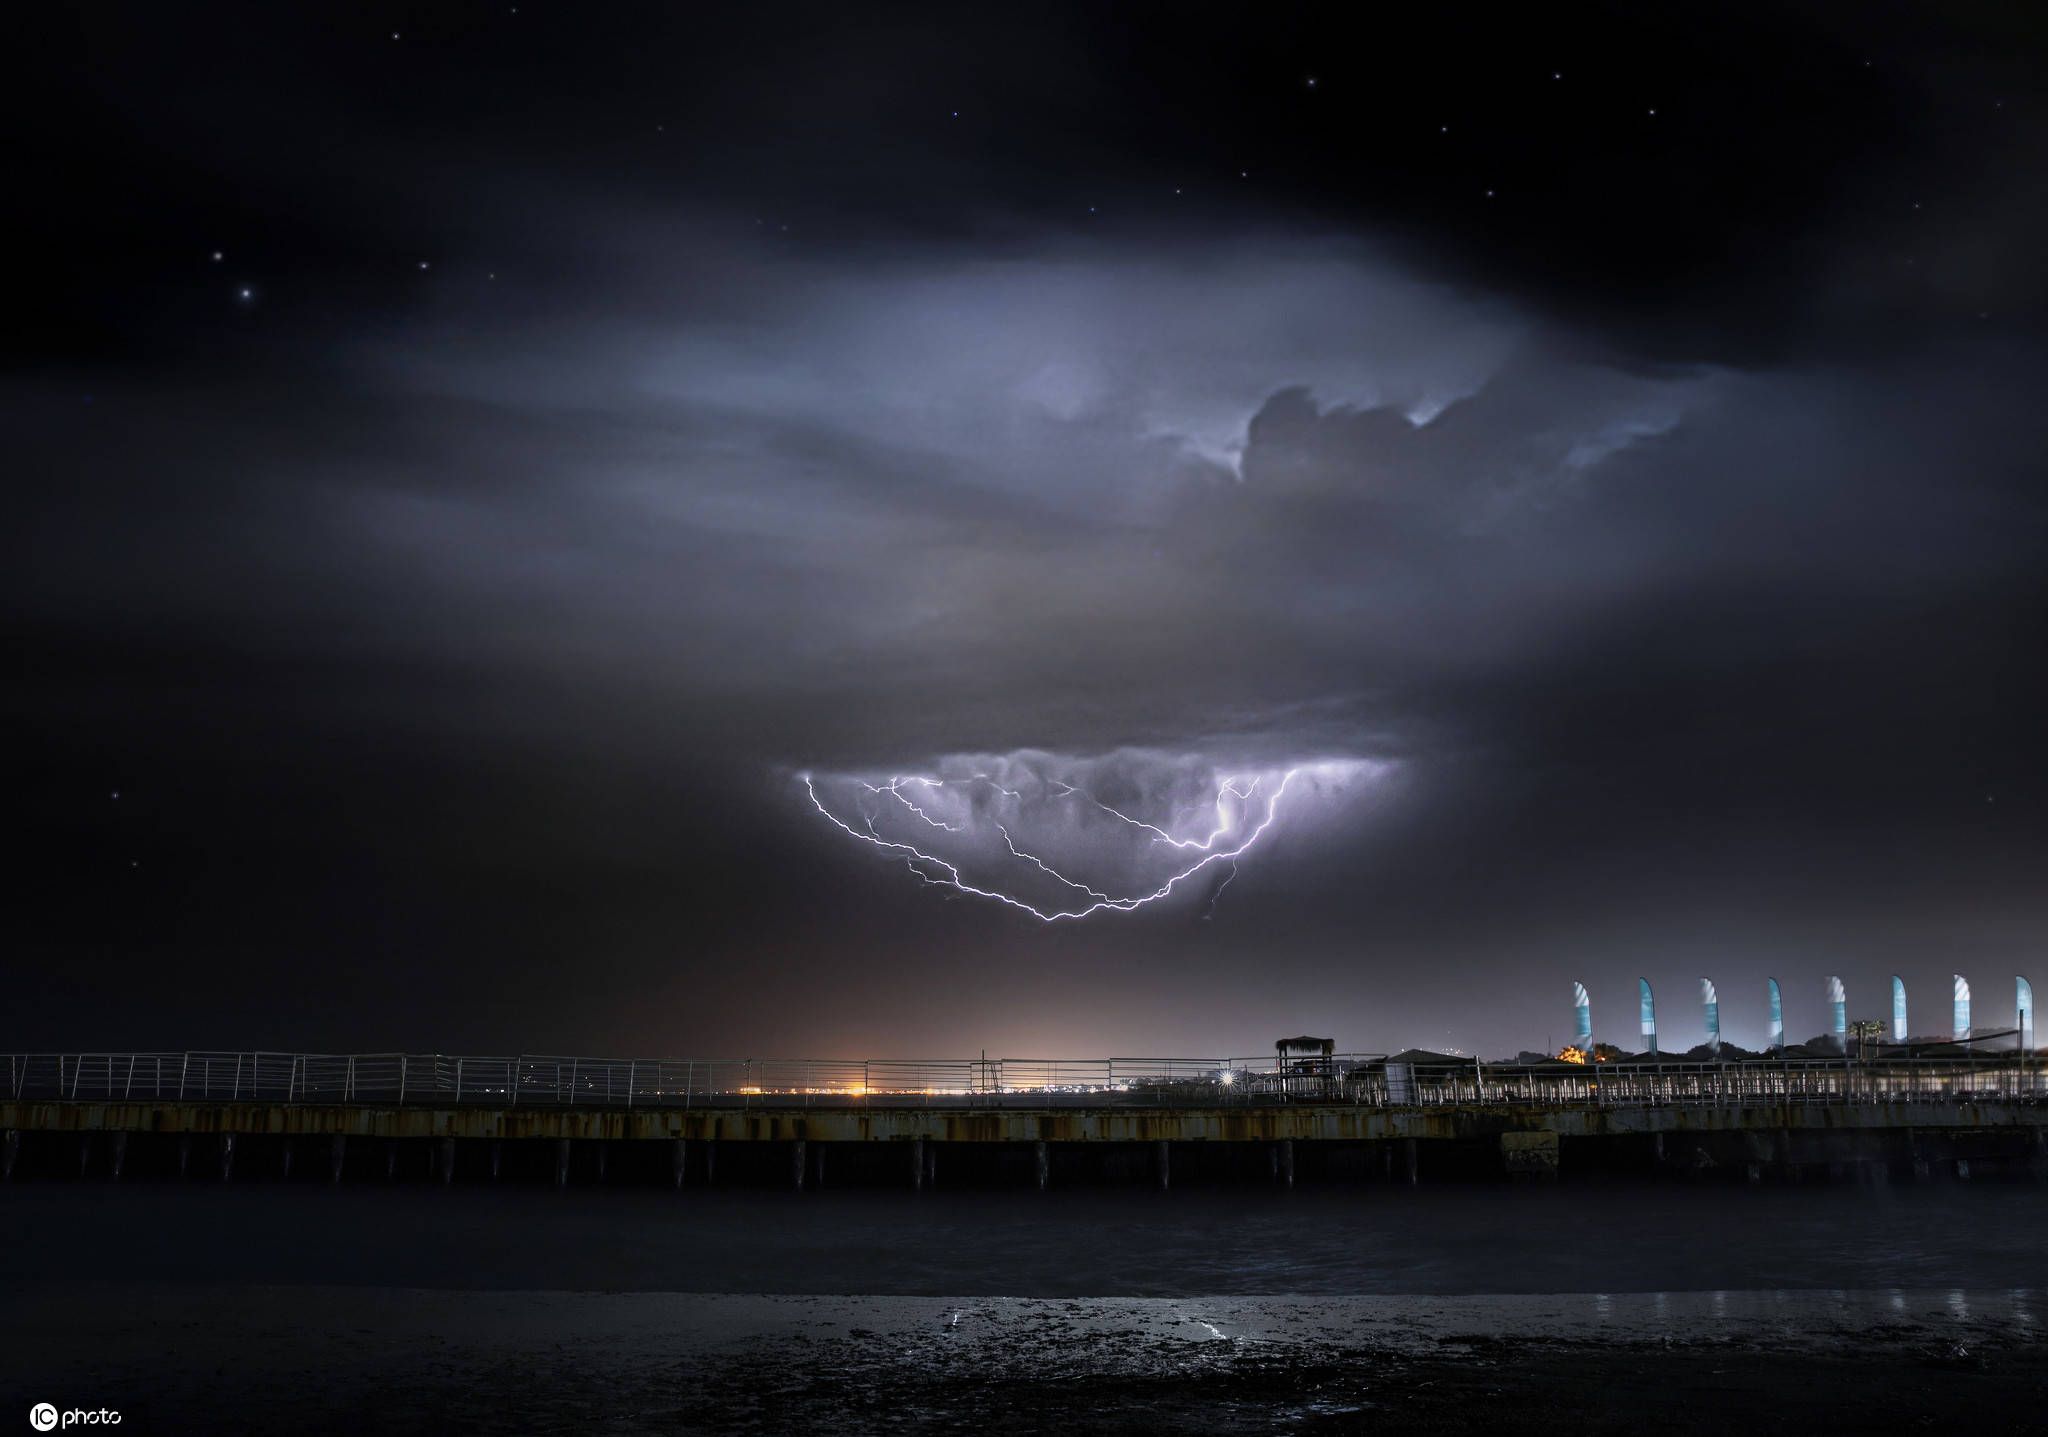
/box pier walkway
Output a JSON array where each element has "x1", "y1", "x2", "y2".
[{"x1": 5, "y1": 1050, "x2": 2043, "y2": 1187}]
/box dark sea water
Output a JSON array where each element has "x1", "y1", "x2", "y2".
[{"x1": 4, "y1": 1179, "x2": 2042, "y2": 1295}]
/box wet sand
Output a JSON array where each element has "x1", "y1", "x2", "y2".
[{"x1": 5, "y1": 1286, "x2": 2044, "y2": 1434}]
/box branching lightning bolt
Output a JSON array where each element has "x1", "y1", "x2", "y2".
[
  {"x1": 1201, "y1": 860, "x2": 1239, "y2": 922},
  {"x1": 861, "y1": 776, "x2": 964, "y2": 832},
  {"x1": 802, "y1": 768, "x2": 1305, "y2": 922},
  {"x1": 1049, "y1": 777, "x2": 1258, "y2": 851}
]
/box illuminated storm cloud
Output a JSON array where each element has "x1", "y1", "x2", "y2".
[{"x1": 801, "y1": 751, "x2": 1382, "y2": 921}]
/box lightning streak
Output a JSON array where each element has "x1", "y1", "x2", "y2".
[
  {"x1": 1050, "y1": 777, "x2": 1258, "y2": 850},
  {"x1": 801, "y1": 767, "x2": 1305, "y2": 922},
  {"x1": 861, "y1": 776, "x2": 963, "y2": 831}
]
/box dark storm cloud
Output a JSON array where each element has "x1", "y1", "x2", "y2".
[{"x1": 9, "y1": 2, "x2": 2048, "y2": 1056}]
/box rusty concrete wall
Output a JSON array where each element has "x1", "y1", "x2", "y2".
[{"x1": 3, "y1": 1100, "x2": 2041, "y2": 1145}]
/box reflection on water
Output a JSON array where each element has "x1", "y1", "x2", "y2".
[{"x1": 2, "y1": 1181, "x2": 2045, "y2": 1297}]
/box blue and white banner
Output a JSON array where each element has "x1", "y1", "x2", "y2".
[
  {"x1": 1572, "y1": 981, "x2": 1592, "y2": 1050},
  {"x1": 1700, "y1": 978, "x2": 1719, "y2": 1054},
  {"x1": 1954, "y1": 974, "x2": 1971, "y2": 1042},
  {"x1": 2020, "y1": 976, "x2": 2035, "y2": 1053},
  {"x1": 1826, "y1": 975, "x2": 1846, "y2": 1051},
  {"x1": 1768, "y1": 977, "x2": 1783, "y2": 1054},
  {"x1": 1891, "y1": 975, "x2": 1907, "y2": 1044},
  {"x1": 1639, "y1": 978, "x2": 1657, "y2": 1056}
]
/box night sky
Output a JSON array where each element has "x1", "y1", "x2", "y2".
[{"x1": 12, "y1": 3, "x2": 2047, "y2": 1060}]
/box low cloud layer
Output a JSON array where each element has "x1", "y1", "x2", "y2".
[{"x1": 801, "y1": 751, "x2": 1383, "y2": 922}]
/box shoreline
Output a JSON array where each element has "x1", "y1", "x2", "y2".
[{"x1": 6, "y1": 1286, "x2": 2044, "y2": 1434}]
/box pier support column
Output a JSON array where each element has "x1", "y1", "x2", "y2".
[
  {"x1": 791, "y1": 1140, "x2": 806, "y2": 1192},
  {"x1": 176, "y1": 1135, "x2": 191, "y2": 1179},
  {"x1": 330, "y1": 1134, "x2": 346, "y2": 1183},
  {"x1": 438, "y1": 1137, "x2": 456, "y2": 1185},
  {"x1": 3, "y1": 1129, "x2": 19, "y2": 1181},
  {"x1": 1403, "y1": 1138, "x2": 1419, "y2": 1186},
  {"x1": 1277, "y1": 1139, "x2": 1295, "y2": 1188},
  {"x1": 1955, "y1": 1158, "x2": 1971, "y2": 1181},
  {"x1": 1035, "y1": 1141, "x2": 1049, "y2": 1192},
  {"x1": 1747, "y1": 1162, "x2": 1763, "y2": 1185},
  {"x1": 705, "y1": 1140, "x2": 717, "y2": 1187},
  {"x1": 925, "y1": 1141, "x2": 937, "y2": 1190},
  {"x1": 110, "y1": 1132, "x2": 128, "y2": 1181},
  {"x1": 281, "y1": 1138, "x2": 293, "y2": 1180},
  {"x1": 814, "y1": 1143, "x2": 826, "y2": 1190},
  {"x1": 554, "y1": 1139, "x2": 571, "y2": 1188},
  {"x1": 218, "y1": 1132, "x2": 236, "y2": 1182},
  {"x1": 491, "y1": 1141, "x2": 503, "y2": 1182},
  {"x1": 670, "y1": 1138, "x2": 687, "y2": 1190},
  {"x1": 385, "y1": 1141, "x2": 398, "y2": 1180},
  {"x1": 595, "y1": 1144, "x2": 607, "y2": 1184},
  {"x1": 910, "y1": 1139, "x2": 924, "y2": 1191},
  {"x1": 76, "y1": 1134, "x2": 93, "y2": 1179},
  {"x1": 1155, "y1": 1141, "x2": 1170, "y2": 1191}
]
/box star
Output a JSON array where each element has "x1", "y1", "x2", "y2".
[
  {"x1": 1553, "y1": 72, "x2": 1561, "y2": 80},
  {"x1": 210, "y1": 251, "x2": 223, "y2": 262},
  {"x1": 1305, "y1": 76, "x2": 1317, "y2": 88},
  {"x1": 238, "y1": 287, "x2": 253, "y2": 300},
  {"x1": 1648, "y1": 107, "x2": 1657, "y2": 115},
  {"x1": 418, "y1": 261, "x2": 429, "y2": 270},
  {"x1": 392, "y1": 32, "x2": 400, "y2": 40},
  {"x1": 111, "y1": 791, "x2": 119, "y2": 800}
]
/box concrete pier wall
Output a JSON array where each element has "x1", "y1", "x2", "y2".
[{"x1": 2, "y1": 1099, "x2": 2043, "y2": 1187}]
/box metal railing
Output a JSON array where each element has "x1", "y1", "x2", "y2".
[{"x1": 4, "y1": 1052, "x2": 2040, "y2": 1109}]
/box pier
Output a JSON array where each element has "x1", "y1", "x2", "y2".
[{"x1": 5, "y1": 1050, "x2": 2043, "y2": 1188}]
